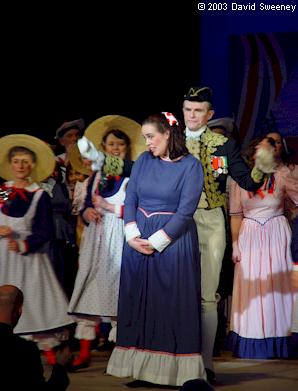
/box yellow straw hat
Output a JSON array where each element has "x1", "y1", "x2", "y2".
[
  {"x1": 0, "y1": 134, "x2": 56, "y2": 182},
  {"x1": 68, "y1": 144, "x2": 92, "y2": 176},
  {"x1": 84, "y1": 115, "x2": 146, "y2": 161}
]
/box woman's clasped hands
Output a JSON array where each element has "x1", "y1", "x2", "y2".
[{"x1": 128, "y1": 237, "x2": 154, "y2": 255}]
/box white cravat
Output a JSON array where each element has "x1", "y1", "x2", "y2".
[{"x1": 185, "y1": 125, "x2": 207, "y2": 140}]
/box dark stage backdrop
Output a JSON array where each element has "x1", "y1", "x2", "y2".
[
  {"x1": 0, "y1": 3, "x2": 200, "y2": 142},
  {"x1": 198, "y1": 1, "x2": 298, "y2": 144}
]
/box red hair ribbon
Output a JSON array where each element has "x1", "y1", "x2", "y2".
[{"x1": 162, "y1": 112, "x2": 179, "y2": 126}]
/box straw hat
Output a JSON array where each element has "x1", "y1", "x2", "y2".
[
  {"x1": 68, "y1": 144, "x2": 92, "y2": 176},
  {"x1": 84, "y1": 115, "x2": 146, "y2": 160},
  {"x1": 0, "y1": 134, "x2": 56, "y2": 182}
]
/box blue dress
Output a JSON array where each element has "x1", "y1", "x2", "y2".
[{"x1": 107, "y1": 152, "x2": 206, "y2": 386}]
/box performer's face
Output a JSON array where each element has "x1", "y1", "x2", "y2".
[
  {"x1": 103, "y1": 133, "x2": 128, "y2": 160},
  {"x1": 67, "y1": 168, "x2": 88, "y2": 187},
  {"x1": 183, "y1": 101, "x2": 214, "y2": 131},
  {"x1": 142, "y1": 123, "x2": 170, "y2": 158},
  {"x1": 10, "y1": 153, "x2": 35, "y2": 180},
  {"x1": 59, "y1": 128, "x2": 81, "y2": 151}
]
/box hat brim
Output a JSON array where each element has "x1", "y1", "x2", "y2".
[
  {"x1": 68, "y1": 144, "x2": 93, "y2": 176},
  {"x1": 184, "y1": 95, "x2": 212, "y2": 103},
  {"x1": 208, "y1": 117, "x2": 235, "y2": 133},
  {"x1": 84, "y1": 115, "x2": 146, "y2": 161},
  {"x1": 55, "y1": 118, "x2": 85, "y2": 139},
  {"x1": 0, "y1": 134, "x2": 56, "y2": 182}
]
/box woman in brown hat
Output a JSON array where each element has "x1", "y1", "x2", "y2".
[{"x1": 0, "y1": 134, "x2": 74, "y2": 365}]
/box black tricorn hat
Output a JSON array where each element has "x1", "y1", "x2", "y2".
[{"x1": 184, "y1": 86, "x2": 213, "y2": 104}]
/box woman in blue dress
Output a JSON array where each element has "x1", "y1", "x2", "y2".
[{"x1": 107, "y1": 112, "x2": 206, "y2": 386}]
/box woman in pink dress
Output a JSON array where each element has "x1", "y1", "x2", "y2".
[{"x1": 228, "y1": 137, "x2": 298, "y2": 358}]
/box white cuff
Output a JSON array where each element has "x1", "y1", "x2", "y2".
[
  {"x1": 148, "y1": 229, "x2": 171, "y2": 252},
  {"x1": 125, "y1": 222, "x2": 141, "y2": 241},
  {"x1": 293, "y1": 264, "x2": 298, "y2": 271}
]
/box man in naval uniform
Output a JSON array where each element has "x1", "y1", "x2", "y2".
[{"x1": 182, "y1": 87, "x2": 272, "y2": 384}]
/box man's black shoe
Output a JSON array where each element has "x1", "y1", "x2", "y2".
[
  {"x1": 205, "y1": 368, "x2": 224, "y2": 387},
  {"x1": 205, "y1": 368, "x2": 220, "y2": 386}
]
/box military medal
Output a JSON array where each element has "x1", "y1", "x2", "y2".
[
  {"x1": 211, "y1": 156, "x2": 219, "y2": 176},
  {"x1": 211, "y1": 155, "x2": 228, "y2": 176},
  {"x1": 211, "y1": 156, "x2": 218, "y2": 169},
  {"x1": 222, "y1": 156, "x2": 228, "y2": 174},
  {"x1": 211, "y1": 156, "x2": 227, "y2": 176}
]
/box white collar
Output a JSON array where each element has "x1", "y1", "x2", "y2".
[
  {"x1": 6, "y1": 181, "x2": 40, "y2": 192},
  {"x1": 185, "y1": 125, "x2": 207, "y2": 140}
]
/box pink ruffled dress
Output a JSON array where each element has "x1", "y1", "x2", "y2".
[{"x1": 228, "y1": 165, "x2": 298, "y2": 358}]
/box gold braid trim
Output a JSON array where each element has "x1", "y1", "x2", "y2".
[
  {"x1": 187, "y1": 128, "x2": 228, "y2": 209},
  {"x1": 186, "y1": 139, "x2": 208, "y2": 208},
  {"x1": 103, "y1": 154, "x2": 124, "y2": 176}
]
